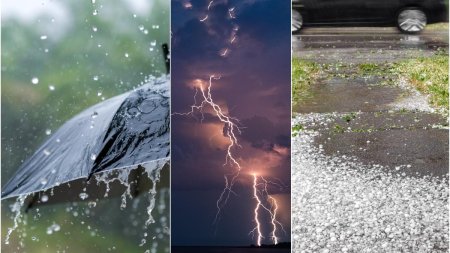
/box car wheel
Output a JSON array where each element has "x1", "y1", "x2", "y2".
[
  {"x1": 397, "y1": 8, "x2": 427, "y2": 34},
  {"x1": 292, "y1": 9, "x2": 303, "y2": 34}
]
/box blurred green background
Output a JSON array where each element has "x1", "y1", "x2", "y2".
[{"x1": 1, "y1": 0, "x2": 169, "y2": 252}]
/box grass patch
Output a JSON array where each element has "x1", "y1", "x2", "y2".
[
  {"x1": 357, "y1": 53, "x2": 449, "y2": 112},
  {"x1": 292, "y1": 123, "x2": 304, "y2": 137},
  {"x1": 292, "y1": 58, "x2": 320, "y2": 105},
  {"x1": 394, "y1": 53, "x2": 449, "y2": 110},
  {"x1": 425, "y1": 22, "x2": 449, "y2": 32},
  {"x1": 341, "y1": 112, "x2": 357, "y2": 122}
]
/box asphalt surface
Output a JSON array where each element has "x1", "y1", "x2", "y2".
[
  {"x1": 292, "y1": 27, "x2": 449, "y2": 252},
  {"x1": 293, "y1": 27, "x2": 448, "y2": 63}
]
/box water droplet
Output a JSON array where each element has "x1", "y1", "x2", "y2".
[
  {"x1": 43, "y1": 149, "x2": 51, "y2": 156},
  {"x1": 92, "y1": 112, "x2": 98, "y2": 119},
  {"x1": 125, "y1": 53, "x2": 129, "y2": 58},
  {"x1": 93, "y1": 9, "x2": 98, "y2": 16},
  {"x1": 40, "y1": 178, "x2": 48, "y2": 185},
  {"x1": 56, "y1": 138, "x2": 61, "y2": 143},
  {"x1": 53, "y1": 225, "x2": 60, "y2": 232},
  {"x1": 79, "y1": 193, "x2": 89, "y2": 200},
  {"x1": 97, "y1": 91, "x2": 102, "y2": 96},
  {"x1": 51, "y1": 169, "x2": 57, "y2": 174},
  {"x1": 45, "y1": 129, "x2": 52, "y2": 135},
  {"x1": 138, "y1": 25, "x2": 144, "y2": 31},
  {"x1": 150, "y1": 41, "x2": 157, "y2": 46},
  {"x1": 44, "y1": 48, "x2": 49, "y2": 53},
  {"x1": 149, "y1": 47, "x2": 154, "y2": 52},
  {"x1": 133, "y1": 14, "x2": 137, "y2": 18},
  {"x1": 92, "y1": 26, "x2": 98, "y2": 32},
  {"x1": 31, "y1": 77, "x2": 39, "y2": 85},
  {"x1": 47, "y1": 223, "x2": 61, "y2": 234},
  {"x1": 41, "y1": 195, "x2": 49, "y2": 202},
  {"x1": 93, "y1": 76, "x2": 99, "y2": 81},
  {"x1": 32, "y1": 236, "x2": 37, "y2": 241},
  {"x1": 40, "y1": 35, "x2": 47, "y2": 40},
  {"x1": 143, "y1": 29, "x2": 148, "y2": 34},
  {"x1": 88, "y1": 201, "x2": 97, "y2": 208},
  {"x1": 90, "y1": 154, "x2": 97, "y2": 160},
  {"x1": 49, "y1": 85, "x2": 55, "y2": 91},
  {"x1": 91, "y1": 0, "x2": 96, "y2": 3}
]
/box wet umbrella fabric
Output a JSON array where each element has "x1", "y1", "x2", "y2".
[{"x1": 1, "y1": 78, "x2": 170, "y2": 207}]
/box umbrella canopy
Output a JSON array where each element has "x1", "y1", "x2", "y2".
[{"x1": 1, "y1": 77, "x2": 170, "y2": 209}]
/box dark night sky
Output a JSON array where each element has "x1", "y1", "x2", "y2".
[{"x1": 171, "y1": 0, "x2": 291, "y2": 246}]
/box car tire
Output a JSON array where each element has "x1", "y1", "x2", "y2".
[
  {"x1": 397, "y1": 8, "x2": 427, "y2": 34},
  {"x1": 292, "y1": 9, "x2": 303, "y2": 34}
]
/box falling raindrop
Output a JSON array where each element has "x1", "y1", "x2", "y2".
[
  {"x1": 40, "y1": 178, "x2": 48, "y2": 185},
  {"x1": 93, "y1": 9, "x2": 98, "y2": 16},
  {"x1": 79, "y1": 193, "x2": 89, "y2": 200},
  {"x1": 150, "y1": 41, "x2": 157, "y2": 46},
  {"x1": 88, "y1": 201, "x2": 97, "y2": 208},
  {"x1": 40, "y1": 195, "x2": 49, "y2": 202},
  {"x1": 53, "y1": 224, "x2": 60, "y2": 231},
  {"x1": 93, "y1": 76, "x2": 99, "y2": 81},
  {"x1": 97, "y1": 91, "x2": 102, "y2": 96},
  {"x1": 45, "y1": 129, "x2": 52, "y2": 135},
  {"x1": 46, "y1": 223, "x2": 61, "y2": 235},
  {"x1": 49, "y1": 85, "x2": 55, "y2": 91},
  {"x1": 90, "y1": 154, "x2": 97, "y2": 160},
  {"x1": 138, "y1": 25, "x2": 144, "y2": 31},
  {"x1": 92, "y1": 26, "x2": 98, "y2": 32},
  {"x1": 43, "y1": 149, "x2": 51, "y2": 156},
  {"x1": 31, "y1": 77, "x2": 39, "y2": 85},
  {"x1": 125, "y1": 53, "x2": 129, "y2": 58},
  {"x1": 92, "y1": 112, "x2": 98, "y2": 119},
  {"x1": 40, "y1": 35, "x2": 48, "y2": 40}
]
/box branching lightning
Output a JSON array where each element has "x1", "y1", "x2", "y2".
[
  {"x1": 249, "y1": 173, "x2": 286, "y2": 246},
  {"x1": 175, "y1": 1, "x2": 286, "y2": 246},
  {"x1": 174, "y1": 76, "x2": 243, "y2": 221},
  {"x1": 251, "y1": 174, "x2": 263, "y2": 246}
]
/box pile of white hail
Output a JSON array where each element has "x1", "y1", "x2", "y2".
[{"x1": 292, "y1": 113, "x2": 448, "y2": 253}]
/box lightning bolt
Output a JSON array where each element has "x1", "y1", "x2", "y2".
[
  {"x1": 250, "y1": 173, "x2": 263, "y2": 246},
  {"x1": 174, "y1": 76, "x2": 242, "y2": 222},
  {"x1": 249, "y1": 173, "x2": 286, "y2": 246}
]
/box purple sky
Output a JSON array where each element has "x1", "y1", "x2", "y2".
[{"x1": 171, "y1": 0, "x2": 291, "y2": 246}]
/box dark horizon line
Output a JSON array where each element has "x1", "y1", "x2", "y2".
[{"x1": 171, "y1": 242, "x2": 292, "y2": 247}]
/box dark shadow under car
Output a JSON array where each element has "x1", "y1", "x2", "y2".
[{"x1": 292, "y1": 0, "x2": 449, "y2": 34}]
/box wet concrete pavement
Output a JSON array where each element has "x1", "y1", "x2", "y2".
[
  {"x1": 293, "y1": 27, "x2": 449, "y2": 175},
  {"x1": 293, "y1": 27, "x2": 448, "y2": 63},
  {"x1": 292, "y1": 27, "x2": 449, "y2": 252}
]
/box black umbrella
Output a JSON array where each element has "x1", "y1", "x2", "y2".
[{"x1": 1, "y1": 78, "x2": 170, "y2": 210}]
